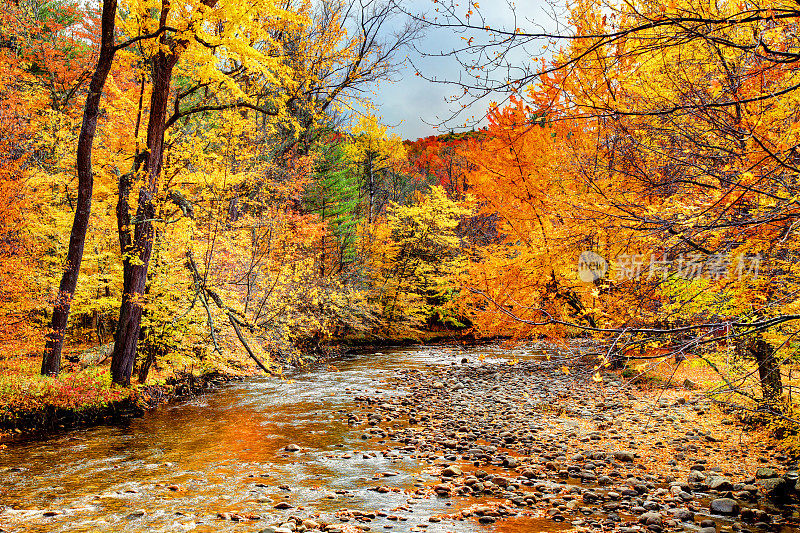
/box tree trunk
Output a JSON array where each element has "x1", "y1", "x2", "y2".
[
  {"x1": 137, "y1": 342, "x2": 158, "y2": 383},
  {"x1": 750, "y1": 338, "x2": 783, "y2": 407},
  {"x1": 42, "y1": 0, "x2": 118, "y2": 376},
  {"x1": 112, "y1": 187, "x2": 157, "y2": 384},
  {"x1": 111, "y1": 41, "x2": 177, "y2": 385},
  {"x1": 320, "y1": 201, "x2": 326, "y2": 277},
  {"x1": 368, "y1": 158, "x2": 374, "y2": 224}
]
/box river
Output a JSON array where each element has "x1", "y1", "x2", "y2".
[{"x1": 0, "y1": 344, "x2": 548, "y2": 533}]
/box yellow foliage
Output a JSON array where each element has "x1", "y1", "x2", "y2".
[{"x1": 365, "y1": 186, "x2": 471, "y2": 335}]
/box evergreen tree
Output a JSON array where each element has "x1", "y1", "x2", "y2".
[{"x1": 306, "y1": 138, "x2": 362, "y2": 276}]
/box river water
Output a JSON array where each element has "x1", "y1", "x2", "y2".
[{"x1": 0, "y1": 344, "x2": 550, "y2": 533}]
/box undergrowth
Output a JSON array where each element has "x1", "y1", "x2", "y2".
[{"x1": 0, "y1": 357, "x2": 133, "y2": 422}]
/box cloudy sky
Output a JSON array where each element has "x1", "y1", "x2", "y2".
[{"x1": 369, "y1": 0, "x2": 562, "y2": 140}]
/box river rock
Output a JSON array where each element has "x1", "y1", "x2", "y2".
[
  {"x1": 688, "y1": 470, "x2": 706, "y2": 483},
  {"x1": 709, "y1": 498, "x2": 739, "y2": 515},
  {"x1": 758, "y1": 477, "x2": 789, "y2": 500},
  {"x1": 491, "y1": 476, "x2": 509, "y2": 488},
  {"x1": 613, "y1": 451, "x2": 635, "y2": 462},
  {"x1": 756, "y1": 467, "x2": 776, "y2": 479},
  {"x1": 642, "y1": 500, "x2": 659, "y2": 510},
  {"x1": 708, "y1": 477, "x2": 733, "y2": 491},
  {"x1": 442, "y1": 465, "x2": 462, "y2": 477},
  {"x1": 434, "y1": 484, "x2": 451, "y2": 495},
  {"x1": 473, "y1": 505, "x2": 494, "y2": 516},
  {"x1": 638, "y1": 511, "x2": 662, "y2": 526},
  {"x1": 284, "y1": 444, "x2": 301, "y2": 452},
  {"x1": 668, "y1": 508, "x2": 694, "y2": 521}
]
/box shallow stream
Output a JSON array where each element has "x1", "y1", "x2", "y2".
[{"x1": 0, "y1": 344, "x2": 549, "y2": 533}]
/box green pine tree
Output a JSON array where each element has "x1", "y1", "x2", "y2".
[{"x1": 305, "y1": 138, "x2": 362, "y2": 276}]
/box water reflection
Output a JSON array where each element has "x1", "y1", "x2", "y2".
[{"x1": 0, "y1": 343, "x2": 551, "y2": 532}]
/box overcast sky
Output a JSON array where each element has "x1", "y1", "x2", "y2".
[{"x1": 370, "y1": 0, "x2": 562, "y2": 140}]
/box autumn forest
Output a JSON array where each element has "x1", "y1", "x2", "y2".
[{"x1": 3, "y1": 0, "x2": 800, "y2": 531}]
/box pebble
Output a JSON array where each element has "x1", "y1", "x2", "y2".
[
  {"x1": 613, "y1": 451, "x2": 635, "y2": 462},
  {"x1": 441, "y1": 465, "x2": 462, "y2": 477}
]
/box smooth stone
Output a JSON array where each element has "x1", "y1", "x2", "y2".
[
  {"x1": 613, "y1": 451, "x2": 635, "y2": 462},
  {"x1": 708, "y1": 477, "x2": 733, "y2": 491},
  {"x1": 639, "y1": 511, "x2": 662, "y2": 526},
  {"x1": 434, "y1": 484, "x2": 451, "y2": 495},
  {"x1": 442, "y1": 465, "x2": 462, "y2": 477},
  {"x1": 688, "y1": 471, "x2": 707, "y2": 482},
  {"x1": 759, "y1": 477, "x2": 789, "y2": 499},
  {"x1": 669, "y1": 508, "x2": 694, "y2": 521},
  {"x1": 755, "y1": 468, "x2": 776, "y2": 479},
  {"x1": 709, "y1": 498, "x2": 739, "y2": 515}
]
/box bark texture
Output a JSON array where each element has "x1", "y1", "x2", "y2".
[{"x1": 42, "y1": 0, "x2": 118, "y2": 376}]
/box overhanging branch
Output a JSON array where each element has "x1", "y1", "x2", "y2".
[{"x1": 186, "y1": 250, "x2": 275, "y2": 375}]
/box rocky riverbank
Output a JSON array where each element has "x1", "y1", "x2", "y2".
[{"x1": 326, "y1": 358, "x2": 799, "y2": 533}]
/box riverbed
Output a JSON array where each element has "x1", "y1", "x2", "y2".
[
  {"x1": 0, "y1": 344, "x2": 550, "y2": 532},
  {"x1": 1, "y1": 343, "x2": 797, "y2": 533}
]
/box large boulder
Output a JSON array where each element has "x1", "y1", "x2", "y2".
[{"x1": 759, "y1": 477, "x2": 790, "y2": 501}]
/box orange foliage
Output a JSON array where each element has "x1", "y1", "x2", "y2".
[
  {"x1": 0, "y1": 1, "x2": 98, "y2": 353},
  {"x1": 0, "y1": 40, "x2": 38, "y2": 352}
]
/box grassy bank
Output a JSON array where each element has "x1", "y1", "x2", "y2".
[
  {"x1": 0, "y1": 358, "x2": 134, "y2": 433},
  {"x1": 0, "y1": 351, "x2": 244, "y2": 438}
]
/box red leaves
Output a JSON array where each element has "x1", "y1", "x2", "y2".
[{"x1": 404, "y1": 131, "x2": 484, "y2": 197}]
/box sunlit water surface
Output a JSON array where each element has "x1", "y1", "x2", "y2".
[{"x1": 0, "y1": 344, "x2": 554, "y2": 533}]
